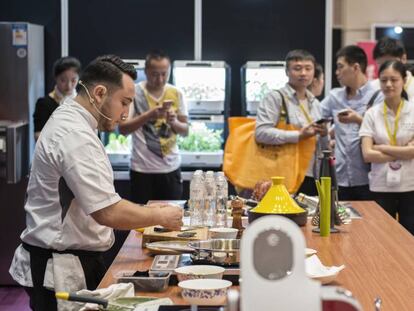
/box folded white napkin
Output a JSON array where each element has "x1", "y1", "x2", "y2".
[
  {"x1": 305, "y1": 255, "x2": 345, "y2": 282},
  {"x1": 43, "y1": 253, "x2": 87, "y2": 311}
]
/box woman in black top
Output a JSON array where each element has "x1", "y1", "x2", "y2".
[{"x1": 33, "y1": 56, "x2": 81, "y2": 140}]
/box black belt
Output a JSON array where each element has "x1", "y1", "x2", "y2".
[{"x1": 22, "y1": 242, "x2": 104, "y2": 258}]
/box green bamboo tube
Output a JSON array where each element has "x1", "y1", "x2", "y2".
[{"x1": 320, "y1": 177, "x2": 331, "y2": 237}]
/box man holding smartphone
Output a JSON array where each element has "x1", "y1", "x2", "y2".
[
  {"x1": 255, "y1": 49, "x2": 329, "y2": 196},
  {"x1": 119, "y1": 50, "x2": 188, "y2": 203},
  {"x1": 320, "y1": 45, "x2": 382, "y2": 200}
]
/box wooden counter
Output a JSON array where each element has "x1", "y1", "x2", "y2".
[{"x1": 99, "y1": 202, "x2": 414, "y2": 310}]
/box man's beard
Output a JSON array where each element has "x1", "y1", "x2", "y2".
[{"x1": 97, "y1": 97, "x2": 115, "y2": 132}]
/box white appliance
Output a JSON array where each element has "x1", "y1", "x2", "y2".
[
  {"x1": 225, "y1": 216, "x2": 363, "y2": 311},
  {"x1": 0, "y1": 22, "x2": 44, "y2": 284},
  {"x1": 173, "y1": 60, "x2": 230, "y2": 169}
]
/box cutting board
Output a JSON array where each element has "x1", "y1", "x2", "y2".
[{"x1": 142, "y1": 226, "x2": 208, "y2": 247}]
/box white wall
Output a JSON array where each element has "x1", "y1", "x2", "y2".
[{"x1": 337, "y1": 0, "x2": 414, "y2": 45}]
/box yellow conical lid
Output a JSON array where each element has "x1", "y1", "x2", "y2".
[{"x1": 251, "y1": 177, "x2": 305, "y2": 214}]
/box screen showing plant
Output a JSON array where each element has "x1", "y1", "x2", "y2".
[
  {"x1": 173, "y1": 67, "x2": 226, "y2": 101},
  {"x1": 177, "y1": 122, "x2": 223, "y2": 152},
  {"x1": 246, "y1": 68, "x2": 288, "y2": 102}
]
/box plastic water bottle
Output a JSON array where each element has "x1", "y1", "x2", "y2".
[
  {"x1": 215, "y1": 172, "x2": 228, "y2": 227},
  {"x1": 189, "y1": 171, "x2": 204, "y2": 226},
  {"x1": 194, "y1": 169, "x2": 204, "y2": 180},
  {"x1": 204, "y1": 171, "x2": 216, "y2": 227}
]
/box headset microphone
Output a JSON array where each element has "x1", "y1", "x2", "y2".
[
  {"x1": 92, "y1": 101, "x2": 113, "y2": 121},
  {"x1": 78, "y1": 80, "x2": 113, "y2": 121}
]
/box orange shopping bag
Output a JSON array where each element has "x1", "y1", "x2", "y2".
[{"x1": 223, "y1": 116, "x2": 315, "y2": 194}]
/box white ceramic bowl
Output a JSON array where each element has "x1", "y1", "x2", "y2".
[
  {"x1": 178, "y1": 279, "x2": 232, "y2": 305},
  {"x1": 208, "y1": 227, "x2": 239, "y2": 239},
  {"x1": 174, "y1": 265, "x2": 225, "y2": 282}
]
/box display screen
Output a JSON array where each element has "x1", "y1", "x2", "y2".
[
  {"x1": 173, "y1": 67, "x2": 226, "y2": 101},
  {"x1": 177, "y1": 121, "x2": 223, "y2": 152},
  {"x1": 245, "y1": 67, "x2": 288, "y2": 102}
]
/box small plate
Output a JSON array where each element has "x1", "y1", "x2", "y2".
[
  {"x1": 146, "y1": 240, "x2": 194, "y2": 255},
  {"x1": 306, "y1": 255, "x2": 345, "y2": 284},
  {"x1": 305, "y1": 248, "x2": 317, "y2": 257}
]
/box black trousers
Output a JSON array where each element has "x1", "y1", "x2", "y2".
[
  {"x1": 372, "y1": 191, "x2": 414, "y2": 235},
  {"x1": 297, "y1": 176, "x2": 318, "y2": 196},
  {"x1": 130, "y1": 168, "x2": 183, "y2": 204},
  {"x1": 23, "y1": 243, "x2": 107, "y2": 311},
  {"x1": 338, "y1": 185, "x2": 373, "y2": 201}
]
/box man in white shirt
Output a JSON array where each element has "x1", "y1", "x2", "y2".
[
  {"x1": 119, "y1": 50, "x2": 189, "y2": 204},
  {"x1": 9, "y1": 55, "x2": 183, "y2": 310},
  {"x1": 371, "y1": 37, "x2": 414, "y2": 100}
]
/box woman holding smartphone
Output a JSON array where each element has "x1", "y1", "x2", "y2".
[{"x1": 360, "y1": 60, "x2": 414, "y2": 234}]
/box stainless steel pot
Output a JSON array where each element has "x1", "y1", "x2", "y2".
[{"x1": 188, "y1": 239, "x2": 240, "y2": 266}]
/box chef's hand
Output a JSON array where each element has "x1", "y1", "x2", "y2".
[
  {"x1": 299, "y1": 124, "x2": 316, "y2": 140},
  {"x1": 337, "y1": 109, "x2": 362, "y2": 124},
  {"x1": 156, "y1": 204, "x2": 184, "y2": 231}
]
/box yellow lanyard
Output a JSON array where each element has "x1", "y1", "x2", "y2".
[
  {"x1": 299, "y1": 100, "x2": 313, "y2": 124},
  {"x1": 383, "y1": 100, "x2": 404, "y2": 146}
]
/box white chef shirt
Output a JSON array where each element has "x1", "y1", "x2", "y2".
[
  {"x1": 10, "y1": 98, "x2": 120, "y2": 286},
  {"x1": 359, "y1": 99, "x2": 414, "y2": 192}
]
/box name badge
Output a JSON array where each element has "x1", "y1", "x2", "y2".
[{"x1": 386, "y1": 161, "x2": 402, "y2": 186}]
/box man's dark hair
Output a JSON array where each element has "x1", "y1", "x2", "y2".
[
  {"x1": 285, "y1": 49, "x2": 316, "y2": 68},
  {"x1": 379, "y1": 60, "x2": 408, "y2": 100},
  {"x1": 373, "y1": 37, "x2": 406, "y2": 60},
  {"x1": 145, "y1": 49, "x2": 171, "y2": 69},
  {"x1": 53, "y1": 56, "x2": 81, "y2": 78},
  {"x1": 78, "y1": 55, "x2": 137, "y2": 93},
  {"x1": 336, "y1": 45, "x2": 367, "y2": 73}
]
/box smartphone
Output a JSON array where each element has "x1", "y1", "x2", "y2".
[
  {"x1": 315, "y1": 118, "x2": 332, "y2": 124},
  {"x1": 337, "y1": 109, "x2": 350, "y2": 116},
  {"x1": 162, "y1": 100, "x2": 173, "y2": 109}
]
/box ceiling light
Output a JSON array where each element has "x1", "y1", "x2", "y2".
[{"x1": 394, "y1": 26, "x2": 403, "y2": 34}]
